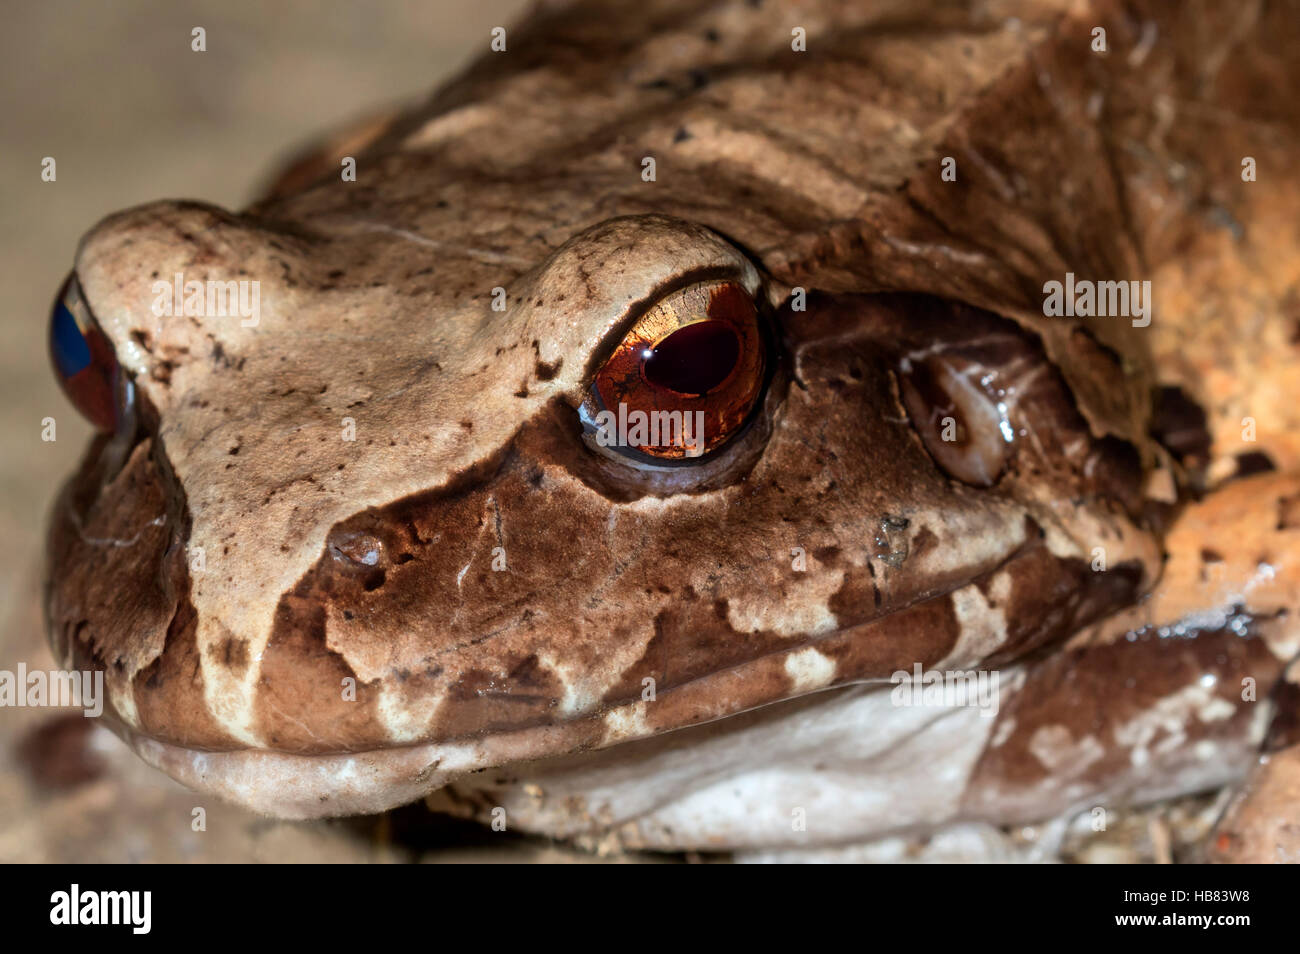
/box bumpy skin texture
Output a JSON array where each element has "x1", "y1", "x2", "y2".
[
  {"x1": 426, "y1": 473, "x2": 1300, "y2": 852},
  {"x1": 45, "y1": 0, "x2": 1300, "y2": 840}
]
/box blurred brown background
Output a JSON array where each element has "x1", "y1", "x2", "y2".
[{"x1": 0, "y1": 0, "x2": 601, "y2": 863}]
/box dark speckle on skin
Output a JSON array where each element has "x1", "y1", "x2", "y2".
[
  {"x1": 217, "y1": 635, "x2": 250, "y2": 669},
  {"x1": 909, "y1": 526, "x2": 938, "y2": 561},
  {"x1": 210, "y1": 340, "x2": 245, "y2": 371},
  {"x1": 530, "y1": 341, "x2": 561, "y2": 381},
  {"x1": 534, "y1": 357, "x2": 561, "y2": 381}
]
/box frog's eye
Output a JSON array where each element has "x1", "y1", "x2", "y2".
[
  {"x1": 580, "y1": 279, "x2": 766, "y2": 462},
  {"x1": 49, "y1": 273, "x2": 121, "y2": 431},
  {"x1": 897, "y1": 351, "x2": 1013, "y2": 487}
]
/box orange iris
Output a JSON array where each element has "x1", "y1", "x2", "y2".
[{"x1": 587, "y1": 279, "x2": 764, "y2": 460}]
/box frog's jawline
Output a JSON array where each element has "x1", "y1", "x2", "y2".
[{"x1": 106, "y1": 536, "x2": 1132, "y2": 820}]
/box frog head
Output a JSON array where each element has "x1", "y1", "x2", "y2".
[{"x1": 45, "y1": 0, "x2": 1167, "y2": 817}]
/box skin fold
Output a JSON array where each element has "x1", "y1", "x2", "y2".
[{"x1": 44, "y1": 0, "x2": 1300, "y2": 855}]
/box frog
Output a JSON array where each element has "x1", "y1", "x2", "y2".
[{"x1": 42, "y1": 0, "x2": 1300, "y2": 858}]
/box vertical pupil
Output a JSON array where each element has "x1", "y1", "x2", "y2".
[{"x1": 642, "y1": 320, "x2": 740, "y2": 395}]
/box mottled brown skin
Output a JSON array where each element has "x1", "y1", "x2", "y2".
[
  {"x1": 44, "y1": 0, "x2": 1300, "y2": 846},
  {"x1": 434, "y1": 474, "x2": 1300, "y2": 851},
  {"x1": 963, "y1": 473, "x2": 1300, "y2": 847}
]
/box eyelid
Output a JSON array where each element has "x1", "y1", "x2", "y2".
[{"x1": 579, "y1": 265, "x2": 759, "y2": 387}]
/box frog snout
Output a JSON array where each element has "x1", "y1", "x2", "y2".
[{"x1": 51, "y1": 199, "x2": 286, "y2": 432}]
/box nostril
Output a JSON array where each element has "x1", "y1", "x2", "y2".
[{"x1": 49, "y1": 273, "x2": 120, "y2": 431}]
